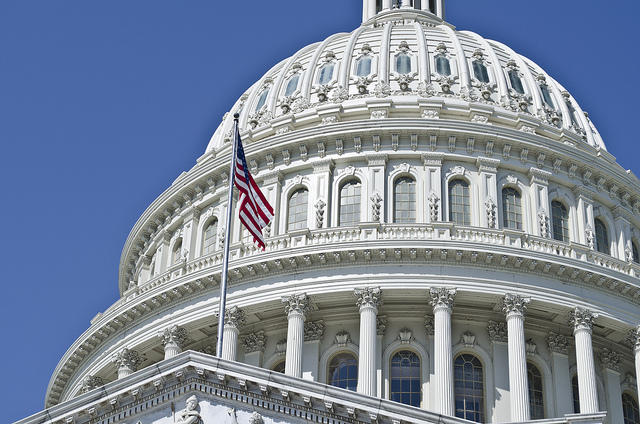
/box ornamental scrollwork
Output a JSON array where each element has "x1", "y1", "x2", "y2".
[
  {"x1": 485, "y1": 198, "x2": 497, "y2": 228},
  {"x1": 538, "y1": 210, "x2": 550, "y2": 238},
  {"x1": 428, "y1": 192, "x2": 440, "y2": 222},
  {"x1": 429, "y1": 287, "x2": 456, "y2": 311},
  {"x1": 334, "y1": 330, "x2": 352, "y2": 346},
  {"x1": 354, "y1": 287, "x2": 382, "y2": 309},
  {"x1": 377, "y1": 315, "x2": 388, "y2": 336}
]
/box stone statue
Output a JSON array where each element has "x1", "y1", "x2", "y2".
[{"x1": 176, "y1": 395, "x2": 202, "y2": 424}]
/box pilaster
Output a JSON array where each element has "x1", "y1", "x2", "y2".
[
  {"x1": 311, "y1": 160, "x2": 334, "y2": 229},
  {"x1": 546, "y1": 332, "x2": 572, "y2": 416},
  {"x1": 477, "y1": 157, "x2": 499, "y2": 228},
  {"x1": 528, "y1": 168, "x2": 552, "y2": 237},
  {"x1": 302, "y1": 320, "x2": 325, "y2": 381},
  {"x1": 241, "y1": 331, "x2": 266, "y2": 367},
  {"x1": 600, "y1": 348, "x2": 623, "y2": 424},
  {"x1": 366, "y1": 154, "x2": 387, "y2": 222},
  {"x1": 488, "y1": 320, "x2": 510, "y2": 422},
  {"x1": 422, "y1": 153, "x2": 443, "y2": 223}
]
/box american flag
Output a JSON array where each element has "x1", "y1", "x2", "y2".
[{"x1": 233, "y1": 125, "x2": 274, "y2": 250}]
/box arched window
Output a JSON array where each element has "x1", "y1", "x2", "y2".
[
  {"x1": 202, "y1": 219, "x2": 218, "y2": 255},
  {"x1": 448, "y1": 179, "x2": 471, "y2": 226},
  {"x1": 318, "y1": 63, "x2": 334, "y2": 85},
  {"x1": 339, "y1": 180, "x2": 361, "y2": 227},
  {"x1": 328, "y1": 352, "x2": 358, "y2": 391},
  {"x1": 172, "y1": 239, "x2": 182, "y2": 264},
  {"x1": 454, "y1": 354, "x2": 484, "y2": 422},
  {"x1": 472, "y1": 60, "x2": 490, "y2": 83},
  {"x1": 572, "y1": 375, "x2": 580, "y2": 413},
  {"x1": 396, "y1": 53, "x2": 411, "y2": 74},
  {"x1": 272, "y1": 360, "x2": 286, "y2": 374},
  {"x1": 623, "y1": 393, "x2": 640, "y2": 424},
  {"x1": 394, "y1": 177, "x2": 416, "y2": 223},
  {"x1": 502, "y1": 187, "x2": 522, "y2": 230},
  {"x1": 508, "y1": 69, "x2": 525, "y2": 95},
  {"x1": 551, "y1": 200, "x2": 569, "y2": 242},
  {"x1": 390, "y1": 350, "x2": 421, "y2": 407},
  {"x1": 287, "y1": 188, "x2": 308, "y2": 231},
  {"x1": 540, "y1": 84, "x2": 555, "y2": 109},
  {"x1": 355, "y1": 56, "x2": 372, "y2": 77},
  {"x1": 284, "y1": 74, "x2": 300, "y2": 97},
  {"x1": 435, "y1": 55, "x2": 451, "y2": 76},
  {"x1": 633, "y1": 241, "x2": 639, "y2": 264},
  {"x1": 255, "y1": 88, "x2": 269, "y2": 111},
  {"x1": 594, "y1": 218, "x2": 610, "y2": 255},
  {"x1": 527, "y1": 362, "x2": 545, "y2": 419}
]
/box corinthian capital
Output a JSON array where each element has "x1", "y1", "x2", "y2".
[
  {"x1": 81, "y1": 375, "x2": 104, "y2": 393},
  {"x1": 599, "y1": 348, "x2": 621, "y2": 371},
  {"x1": 159, "y1": 325, "x2": 188, "y2": 348},
  {"x1": 241, "y1": 331, "x2": 266, "y2": 353},
  {"x1": 546, "y1": 332, "x2": 570, "y2": 355},
  {"x1": 304, "y1": 320, "x2": 326, "y2": 341},
  {"x1": 112, "y1": 348, "x2": 142, "y2": 371},
  {"x1": 354, "y1": 287, "x2": 382, "y2": 310},
  {"x1": 224, "y1": 306, "x2": 246, "y2": 329},
  {"x1": 282, "y1": 293, "x2": 311, "y2": 317},
  {"x1": 569, "y1": 307, "x2": 598, "y2": 333},
  {"x1": 429, "y1": 287, "x2": 456, "y2": 311},
  {"x1": 502, "y1": 293, "x2": 530, "y2": 317},
  {"x1": 487, "y1": 320, "x2": 508, "y2": 343}
]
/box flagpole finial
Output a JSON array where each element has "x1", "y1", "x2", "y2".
[{"x1": 233, "y1": 113, "x2": 240, "y2": 120}]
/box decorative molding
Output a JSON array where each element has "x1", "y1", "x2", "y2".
[
  {"x1": 502, "y1": 293, "x2": 530, "y2": 317},
  {"x1": 334, "y1": 330, "x2": 352, "y2": 347},
  {"x1": 397, "y1": 328, "x2": 415, "y2": 344},
  {"x1": 569, "y1": 307, "x2": 598, "y2": 333},
  {"x1": 487, "y1": 320, "x2": 507, "y2": 343},
  {"x1": 377, "y1": 315, "x2": 388, "y2": 336},
  {"x1": 304, "y1": 320, "x2": 326, "y2": 342},
  {"x1": 223, "y1": 306, "x2": 246, "y2": 329},
  {"x1": 354, "y1": 287, "x2": 382, "y2": 310},
  {"x1": 160, "y1": 325, "x2": 188, "y2": 349},
  {"x1": 241, "y1": 331, "x2": 266, "y2": 353},
  {"x1": 546, "y1": 332, "x2": 570, "y2": 355},
  {"x1": 461, "y1": 331, "x2": 476, "y2": 347},
  {"x1": 282, "y1": 293, "x2": 311, "y2": 317},
  {"x1": 429, "y1": 287, "x2": 456, "y2": 312},
  {"x1": 599, "y1": 348, "x2": 621, "y2": 371},
  {"x1": 424, "y1": 315, "x2": 434, "y2": 336}
]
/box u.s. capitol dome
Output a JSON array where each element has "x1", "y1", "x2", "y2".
[{"x1": 23, "y1": 1, "x2": 640, "y2": 424}]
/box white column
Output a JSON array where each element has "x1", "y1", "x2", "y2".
[
  {"x1": 355, "y1": 287, "x2": 382, "y2": 396},
  {"x1": 571, "y1": 307, "x2": 599, "y2": 413},
  {"x1": 221, "y1": 306, "x2": 245, "y2": 361},
  {"x1": 382, "y1": 0, "x2": 392, "y2": 11},
  {"x1": 634, "y1": 327, "x2": 640, "y2": 418},
  {"x1": 546, "y1": 332, "x2": 573, "y2": 416},
  {"x1": 488, "y1": 320, "x2": 511, "y2": 422},
  {"x1": 429, "y1": 287, "x2": 456, "y2": 416},
  {"x1": 400, "y1": 0, "x2": 411, "y2": 7},
  {"x1": 112, "y1": 348, "x2": 141, "y2": 379},
  {"x1": 436, "y1": 0, "x2": 445, "y2": 18},
  {"x1": 503, "y1": 294, "x2": 531, "y2": 422},
  {"x1": 159, "y1": 325, "x2": 188, "y2": 360},
  {"x1": 600, "y1": 348, "x2": 623, "y2": 424},
  {"x1": 302, "y1": 320, "x2": 325, "y2": 381},
  {"x1": 282, "y1": 294, "x2": 310, "y2": 378},
  {"x1": 241, "y1": 331, "x2": 266, "y2": 367}
]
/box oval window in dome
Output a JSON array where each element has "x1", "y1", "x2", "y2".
[
  {"x1": 472, "y1": 60, "x2": 490, "y2": 83},
  {"x1": 355, "y1": 56, "x2": 372, "y2": 77},
  {"x1": 284, "y1": 74, "x2": 300, "y2": 97},
  {"x1": 508, "y1": 69, "x2": 525, "y2": 94},
  {"x1": 435, "y1": 55, "x2": 451, "y2": 76},
  {"x1": 255, "y1": 87, "x2": 269, "y2": 111},
  {"x1": 396, "y1": 53, "x2": 411, "y2": 75},
  {"x1": 318, "y1": 63, "x2": 334, "y2": 85},
  {"x1": 540, "y1": 84, "x2": 555, "y2": 109}
]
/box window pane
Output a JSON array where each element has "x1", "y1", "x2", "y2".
[
  {"x1": 284, "y1": 74, "x2": 300, "y2": 96},
  {"x1": 528, "y1": 363, "x2": 545, "y2": 419},
  {"x1": 435, "y1": 55, "x2": 451, "y2": 76},
  {"x1": 318, "y1": 63, "x2": 334, "y2": 85},
  {"x1": 202, "y1": 219, "x2": 218, "y2": 255},
  {"x1": 508, "y1": 70, "x2": 525, "y2": 94},
  {"x1": 502, "y1": 187, "x2": 522, "y2": 230},
  {"x1": 572, "y1": 375, "x2": 580, "y2": 413},
  {"x1": 449, "y1": 179, "x2": 470, "y2": 226},
  {"x1": 355, "y1": 56, "x2": 372, "y2": 77},
  {"x1": 339, "y1": 180, "x2": 361, "y2": 226},
  {"x1": 396, "y1": 53, "x2": 411, "y2": 74},
  {"x1": 394, "y1": 177, "x2": 416, "y2": 223},
  {"x1": 390, "y1": 350, "x2": 421, "y2": 407},
  {"x1": 473, "y1": 61, "x2": 489, "y2": 83},
  {"x1": 328, "y1": 352, "x2": 358, "y2": 391},
  {"x1": 594, "y1": 218, "x2": 610, "y2": 254},
  {"x1": 551, "y1": 200, "x2": 569, "y2": 242},
  {"x1": 172, "y1": 239, "x2": 182, "y2": 264},
  {"x1": 622, "y1": 393, "x2": 640, "y2": 424},
  {"x1": 454, "y1": 354, "x2": 484, "y2": 423},
  {"x1": 287, "y1": 189, "x2": 309, "y2": 231},
  {"x1": 540, "y1": 84, "x2": 555, "y2": 109},
  {"x1": 255, "y1": 88, "x2": 269, "y2": 111},
  {"x1": 633, "y1": 243, "x2": 640, "y2": 264}
]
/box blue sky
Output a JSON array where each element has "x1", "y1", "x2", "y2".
[{"x1": 1, "y1": 1, "x2": 639, "y2": 422}]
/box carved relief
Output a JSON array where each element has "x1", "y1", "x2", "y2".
[
  {"x1": 371, "y1": 192, "x2": 383, "y2": 222},
  {"x1": 315, "y1": 199, "x2": 326, "y2": 228},
  {"x1": 485, "y1": 198, "x2": 497, "y2": 229},
  {"x1": 282, "y1": 293, "x2": 311, "y2": 317},
  {"x1": 428, "y1": 192, "x2": 440, "y2": 222},
  {"x1": 176, "y1": 395, "x2": 202, "y2": 424},
  {"x1": 304, "y1": 320, "x2": 326, "y2": 341},
  {"x1": 487, "y1": 321, "x2": 507, "y2": 343},
  {"x1": 546, "y1": 332, "x2": 570, "y2": 355},
  {"x1": 502, "y1": 293, "x2": 530, "y2": 317},
  {"x1": 429, "y1": 287, "x2": 456, "y2": 311},
  {"x1": 538, "y1": 210, "x2": 550, "y2": 238},
  {"x1": 242, "y1": 331, "x2": 266, "y2": 353},
  {"x1": 334, "y1": 330, "x2": 352, "y2": 347},
  {"x1": 569, "y1": 307, "x2": 598, "y2": 332},
  {"x1": 397, "y1": 328, "x2": 414, "y2": 344},
  {"x1": 354, "y1": 287, "x2": 382, "y2": 309}
]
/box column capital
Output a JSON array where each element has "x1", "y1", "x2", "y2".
[
  {"x1": 377, "y1": 315, "x2": 388, "y2": 336},
  {"x1": 424, "y1": 315, "x2": 434, "y2": 336},
  {"x1": 282, "y1": 293, "x2": 311, "y2": 317},
  {"x1": 429, "y1": 287, "x2": 456, "y2": 312},
  {"x1": 223, "y1": 306, "x2": 246, "y2": 329},
  {"x1": 304, "y1": 320, "x2": 326, "y2": 341},
  {"x1": 569, "y1": 307, "x2": 598, "y2": 333},
  {"x1": 241, "y1": 331, "x2": 266, "y2": 353},
  {"x1": 631, "y1": 326, "x2": 640, "y2": 353},
  {"x1": 546, "y1": 332, "x2": 570, "y2": 355},
  {"x1": 354, "y1": 287, "x2": 382, "y2": 311},
  {"x1": 159, "y1": 325, "x2": 188, "y2": 348},
  {"x1": 81, "y1": 375, "x2": 104, "y2": 393},
  {"x1": 487, "y1": 320, "x2": 508, "y2": 343},
  {"x1": 599, "y1": 348, "x2": 621, "y2": 371},
  {"x1": 112, "y1": 348, "x2": 142, "y2": 371},
  {"x1": 502, "y1": 293, "x2": 530, "y2": 318}
]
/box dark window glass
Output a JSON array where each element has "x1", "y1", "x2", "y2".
[
  {"x1": 355, "y1": 56, "x2": 372, "y2": 77},
  {"x1": 623, "y1": 393, "x2": 640, "y2": 424},
  {"x1": 508, "y1": 69, "x2": 525, "y2": 94},
  {"x1": 172, "y1": 239, "x2": 182, "y2": 264},
  {"x1": 284, "y1": 74, "x2": 300, "y2": 96},
  {"x1": 390, "y1": 350, "x2": 421, "y2": 407},
  {"x1": 551, "y1": 200, "x2": 569, "y2": 242},
  {"x1": 339, "y1": 180, "x2": 361, "y2": 226},
  {"x1": 435, "y1": 55, "x2": 451, "y2": 76},
  {"x1": 572, "y1": 375, "x2": 580, "y2": 413},
  {"x1": 594, "y1": 218, "x2": 610, "y2": 254},
  {"x1": 472, "y1": 60, "x2": 490, "y2": 83},
  {"x1": 318, "y1": 63, "x2": 334, "y2": 85},
  {"x1": 540, "y1": 84, "x2": 555, "y2": 109},
  {"x1": 396, "y1": 53, "x2": 411, "y2": 74},
  {"x1": 255, "y1": 88, "x2": 269, "y2": 111},
  {"x1": 633, "y1": 242, "x2": 640, "y2": 264},
  {"x1": 502, "y1": 187, "x2": 522, "y2": 230},
  {"x1": 528, "y1": 362, "x2": 545, "y2": 419},
  {"x1": 287, "y1": 189, "x2": 308, "y2": 231},
  {"x1": 454, "y1": 354, "x2": 484, "y2": 422},
  {"x1": 328, "y1": 352, "x2": 358, "y2": 391},
  {"x1": 449, "y1": 179, "x2": 470, "y2": 226},
  {"x1": 202, "y1": 219, "x2": 218, "y2": 255},
  {"x1": 272, "y1": 361, "x2": 285, "y2": 374},
  {"x1": 394, "y1": 177, "x2": 416, "y2": 223}
]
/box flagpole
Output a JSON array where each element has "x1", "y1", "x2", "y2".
[{"x1": 216, "y1": 113, "x2": 240, "y2": 358}]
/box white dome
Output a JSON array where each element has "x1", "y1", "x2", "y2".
[{"x1": 206, "y1": 8, "x2": 604, "y2": 154}]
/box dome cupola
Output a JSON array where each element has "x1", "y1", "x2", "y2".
[{"x1": 362, "y1": 0, "x2": 445, "y2": 22}]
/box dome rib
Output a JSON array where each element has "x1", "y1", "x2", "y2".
[
  {"x1": 267, "y1": 44, "x2": 310, "y2": 117},
  {"x1": 413, "y1": 22, "x2": 431, "y2": 82},
  {"x1": 440, "y1": 24, "x2": 471, "y2": 90},
  {"x1": 378, "y1": 22, "x2": 392, "y2": 84},
  {"x1": 338, "y1": 26, "x2": 367, "y2": 89},
  {"x1": 463, "y1": 30, "x2": 508, "y2": 100},
  {"x1": 300, "y1": 33, "x2": 346, "y2": 100}
]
